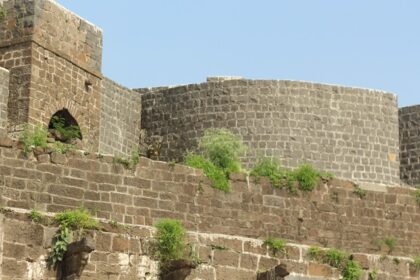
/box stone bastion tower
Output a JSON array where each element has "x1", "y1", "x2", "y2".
[
  {"x1": 0, "y1": 0, "x2": 419, "y2": 187},
  {"x1": 0, "y1": 0, "x2": 103, "y2": 152}
]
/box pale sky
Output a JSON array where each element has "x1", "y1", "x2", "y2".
[{"x1": 57, "y1": 0, "x2": 420, "y2": 107}]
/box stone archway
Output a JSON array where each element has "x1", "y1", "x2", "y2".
[{"x1": 48, "y1": 108, "x2": 82, "y2": 142}]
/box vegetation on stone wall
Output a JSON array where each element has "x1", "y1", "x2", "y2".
[
  {"x1": 49, "y1": 208, "x2": 97, "y2": 266},
  {"x1": 0, "y1": 4, "x2": 6, "y2": 21},
  {"x1": 414, "y1": 189, "x2": 420, "y2": 206},
  {"x1": 263, "y1": 237, "x2": 286, "y2": 256},
  {"x1": 308, "y1": 247, "x2": 362, "y2": 280},
  {"x1": 20, "y1": 124, "x2": 49, "y2": 154},
  {"x1": 154, "y1": 218, "x2": 186, "y2": 262},
  {"x1": 28, "y1": 209, "x2": 43, "y2": 223},
  {"x1": 251, "y1": 158, "x2": 332, "y2": 192},
  {"x1": 185, "y1": 128, "x2": 247, "y2": 192},
  {"x1": 113, "y1": 148, "x2": 140, "y2": 169},
  {"x1": 50, "y1": 116, "x2": 81, "y2": 142},
  {"x1": 20, "y1": 122, "x2": 78, "y2": 155}
]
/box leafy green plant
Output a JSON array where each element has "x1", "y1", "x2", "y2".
[
  {"x1": 28, "y1": 209, "x2": 42, "y2": 223},
  {"x1": 308, "y1": 246, "x2": 322, "y2": 259},
  {"x1": 263, "y1": 237, "x2": 286, "y2": 256},
  {"x1": 250, "y1": 158, "x2": 290, "y2": 188},
  {"x1": 20, "y1": 124, "x2": 48, "y2": 154},
  {"x1": 342, "y1": 260, "x2": 362, "y2": 280},
  {"x1": 54, "y1": 208, "x2": 98, "y2": 230},
  {"x1": 412, "y1": 256, "x2": 420, "y2": 271},
  {"x1": 185, "y1": 152, "x2": 229, "y2": 192},
  {"x1": 185, "y1": 128, "x2": 247, "y2": 192},
  {"x1": 198, "y1": 128, "x2": 246, "y2": 173},
  {"x1": 291, "y1": 163, "x2": 322, "y2": 191},
  {"x1": 383, "y1": 237, "x2": 396, "y2": 254},
  {"x1": 323, "y1": 248, "x2": 348, "y2": 269},
  {"x1": 414, "y1": 189, "x2": 420, "y2": 206},
  {"x1": 49, "y1": 208, "x2": 97, "y2": 266},
  {"x1": 353, "y1": 185, "x2": 367, "y2": 199},
  {"x1": 154, "y1": 219, "x2": 186, "y2": 262},
  {"x1": 50, "y1": 226, "x2": 70, "y2": 265},
  {"x1": 50, "y1": 116, "x2": 81, "y2": 141}
]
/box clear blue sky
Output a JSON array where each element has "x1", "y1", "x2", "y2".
[{"x1": 57, "y1": 0, "x2": 419, "y2": 107}]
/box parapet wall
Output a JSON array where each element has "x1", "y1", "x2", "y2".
[
  {"x1": 140, "y1": 79, "x2": 400, "y2": 185},
  {"x1": 0, "y1": 67, "x2": 8, "y2": 135},
  {"x1": 99, "y1": 78, "x2": 142, "y2": 157},
  {"x1": 400, "y1": 105, "x2": 420, "y2": 186},
  {"x1": 0, "y1": 146, "x2": 418, "y2": 257}
]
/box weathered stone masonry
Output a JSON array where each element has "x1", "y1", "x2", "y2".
[
  {"x1": 0, "y1": 147, "x2": 419, "y2": 279},
  {"x1": 400, "y1": 105, "x2": 420, "y2": 186},
  {"x1": 0, "y1": 67, "x2": 8, "y2": 135},
  {"x1": 99, "y1": 78, "x2": 141, "y2": 157},
  {"x1": 139, "y1": 79, "x2": 400, "y2": 185},
  {"x1": 0, "y1": 0, "x2": 103, "y2": 151}
]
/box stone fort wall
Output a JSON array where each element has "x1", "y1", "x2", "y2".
[
  {"x1": 400, "y1": 105, "x2": 420, "y2": 186},
  {"x1": 139, "y1": 78, "x2": 400, "y2": 185},
  {"x1": 99, "y1": 78, "x2": 142, "y2": 156},
  {"x1": 0, "y1": 0, "x2": 103, "y2": 151},
  {"x1": 0, "y1": 67, "x2": 8, "y2": 135},
  {"x1": 0, "y1": 146, "x2": 419, "y2": 279}
]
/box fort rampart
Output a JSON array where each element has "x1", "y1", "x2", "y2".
[{"x1": 0, "y1": 146, "x2": 419, "y2": 279}]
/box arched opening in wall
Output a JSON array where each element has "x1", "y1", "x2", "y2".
[{"x1": 48, "y1": 109, "x2": 82, "y2": 143}]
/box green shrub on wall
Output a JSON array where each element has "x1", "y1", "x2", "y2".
[
  {"x1": 198, "y1": 128, "x2": 246, "y2": 173},
  {"x1": 154, "y1": 218, "x2": 186, "y2": 262},
  {"x1": 185, "y1": 128, "x2": 247, "y2": 192},
  {"x1": 251, "y1": 158, "x2": 331, "y2": 192},
  {"x1": 20, "y1": 124, "x2": 48, "y2": 154}
]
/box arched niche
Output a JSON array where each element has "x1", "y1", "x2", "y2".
[{"x1": 48, "y1": 109, "x2": 82, "y2": 142}]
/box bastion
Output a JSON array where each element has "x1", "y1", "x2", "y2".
[{"x1": 139, "y1": 78, "x2": 400, "y2": 185}]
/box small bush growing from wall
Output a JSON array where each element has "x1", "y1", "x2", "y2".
[
  {"x1": 198, "y1": 128, "x2": 247, "y2": 173},
  {"x1": 291, "y1": 163, "x2": 323, "y2": 192},
  {"x1": 250, "y1": 158, "x2": 291, "y2": 188},
  {"x1": 342, "y1": 260, "x2": 363, "y2": 280},
  {"x1": 251, "y1": 158, "x2": 330, "y2": 192},
  {"x1": 185, "y1": 128, "x2": 247, "y2": 192},
  {"x1": 20, "y1": 124, "x2": 48, "y2": 154},
  {"x1": 263, "y1": 237, "x2": 286, "y2": 256},
  {"x1": 185, "y1": 152, "x2": 229, "y2": 191},
  {"x1": 154, "y1": 218, "x2": 186, "y2": 262},
  {"x1": 49, "y1": 208, "x2": 97, "y2": 266},
  {"x1": 323, "y1": 248, "x2": 349, "y2": 269}
]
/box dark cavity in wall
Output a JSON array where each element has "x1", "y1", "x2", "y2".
[{"x1": 48, "y1": 108, "x2": 82, "y2": 140}]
